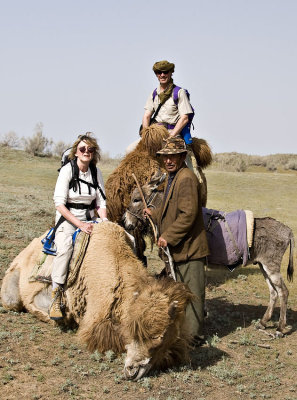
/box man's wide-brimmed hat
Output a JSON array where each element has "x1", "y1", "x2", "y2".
[
  {"x1": 157, "y1": 137, "x2": 187, "y2": 155},
  {"x1": 153, "y1": 60, "x2": 175, "y2": 73}
]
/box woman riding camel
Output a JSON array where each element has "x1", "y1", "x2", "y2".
[{"x1": 49, "y1": 132, "x2": 107, "y2": 320}]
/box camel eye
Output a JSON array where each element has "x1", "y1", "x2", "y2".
[
  {"x1": 133, "y1": 198, "x2": 141, "y2": 204},
  {"x1": 148, "y1": 335, "x2": 164, "y2": 349}
]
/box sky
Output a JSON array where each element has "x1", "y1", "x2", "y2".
[{"x1": 1, "y1": 0, "x2": 296, "y2": 157}]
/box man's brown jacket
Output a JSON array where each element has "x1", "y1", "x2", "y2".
[{"x1": 151, "y1": 164, "x2": 209, "y2": 263}]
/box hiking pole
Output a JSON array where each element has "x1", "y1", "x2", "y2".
[{"x1": 132, "y1": 173, "x2": 158, "y2": 243}]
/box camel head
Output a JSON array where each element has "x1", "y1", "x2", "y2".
[{"x1": 123, "y1": 278, "x2": 193, "y2": 380}]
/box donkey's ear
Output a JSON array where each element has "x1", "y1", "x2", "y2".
[
  {"x1": 148, "y1": 170, "x2": 166, "y2": 190},
  {"x1": 158, "y1": 173, "x2": 167, "y2": 185},
  {"x1": 149, "y1": 169, "x2": 162, "y2": 184}
]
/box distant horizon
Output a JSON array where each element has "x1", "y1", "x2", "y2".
[
  {"x1": 3, "y1": 139, "x2": 297, "y2": 159},
  {"x1": 1, "y1": 1, "x2": 296, "y2": 157}
]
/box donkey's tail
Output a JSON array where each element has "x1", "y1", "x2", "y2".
[{"x1": 287, "y1": 233, "x2": 294, "y2": 282}]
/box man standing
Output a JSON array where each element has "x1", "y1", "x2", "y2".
[
  {"x1": 144, "y1": 137, "x2": 209, "y2": 345},
  {"x1": 142, "y1": 60, "x2": 194, "y2": 142}
]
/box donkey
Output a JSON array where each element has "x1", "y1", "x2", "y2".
[{"x1": 123, "y1": 172, "x2": 294, "y2": 337}]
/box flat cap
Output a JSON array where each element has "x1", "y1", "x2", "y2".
[{"x1": 153, "y1": 60, "x2": 175, "y2": 73}]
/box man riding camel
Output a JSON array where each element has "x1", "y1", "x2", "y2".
[
  {"x1": 126, "y1": 60, "x2": 195, "y2": 157},
  {"x1": 142, "y1": 60, "x2": 194, "y2": 143}
]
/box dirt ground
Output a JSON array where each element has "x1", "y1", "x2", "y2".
[
  {"x1": 1, "y1": 260, "x2": 297, "y2": 400},
  {"x1": 1, "y1": 148, "x2": 297, "y2": 400}
]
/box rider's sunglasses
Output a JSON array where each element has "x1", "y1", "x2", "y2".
[
  {"x1": 78, "y1": 146, "x2": 95, "y2": 154},
  {"x1": 155, "y1": 70, "x2": 169, "y2": 75}
]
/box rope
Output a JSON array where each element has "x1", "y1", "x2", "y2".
[
  {"x1": 132, "y1": 173, "x2": 158, "y2": 243},
  {"x1": 161, "y1": 246, "x2": 176, "y2": 281}
]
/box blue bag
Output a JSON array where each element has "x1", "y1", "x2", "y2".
[
  {"x1": 41, "y1": 228, "x2": 57, "y2": 256},
  {"x1": 180, "y1": 124, "x2": 193, "y2": 145}
]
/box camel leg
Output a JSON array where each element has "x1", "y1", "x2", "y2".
[
  {"x1": 26, "y1": 286, "x2": 52, "y2": 322},
  {"x1": 1, "y1": 269, "x2": 23, "y2": 311},
  {"x1": 261, "y1": 263, "x2": 288, "y2": 334}
]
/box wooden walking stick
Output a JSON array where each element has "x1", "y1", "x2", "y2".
[{"x1": 132, "y1": 173, "x2": 158, "y2": 243}]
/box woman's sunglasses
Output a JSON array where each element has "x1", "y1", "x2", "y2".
[{"x1": 78, "y1": 146, "x2": 95, "y2": 154}]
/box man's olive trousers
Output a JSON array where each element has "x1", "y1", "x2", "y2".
[{"x1": 175, "y1": 258, "x2": 206, "y2": 339}]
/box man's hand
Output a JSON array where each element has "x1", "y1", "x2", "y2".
[
  {"x1": 143, "y1": 208, "x2": 152, "y2": 218},
  {"x1": 170, "y1": 114, "x2": 189, "y2": 137},
  {"x1": 157, "y1": 236, "x2": 167, "y2": 248}
]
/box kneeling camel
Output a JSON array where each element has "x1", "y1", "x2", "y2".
[{"x1": 1, "y1": 222, "x2": 193, "y2": 380}]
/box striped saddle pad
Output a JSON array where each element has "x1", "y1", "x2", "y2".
[{"x1": 29, "y1": 231, "x2": 90, "y2": 287}]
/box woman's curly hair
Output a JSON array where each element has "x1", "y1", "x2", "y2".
[{"x1": 68, "y1": 132, "x2": 101, "y2": 165}]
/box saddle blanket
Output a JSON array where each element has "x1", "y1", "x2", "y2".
[
  {"x1": 29, "y1": 230, "x2": 90, "y2": 287},
  {"x1": 203, "y1": 207, "x2": 250, "y2": 269}
]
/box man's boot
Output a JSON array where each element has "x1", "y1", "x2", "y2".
[{"x1": 49, "y1": 287, "x2": 63, "y2": 320}]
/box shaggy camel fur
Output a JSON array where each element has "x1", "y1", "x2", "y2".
[
  {"x1": 105, "y1": 124, "x2": 212, "y2": 223},
  {"x1": 123, "y1": 177, "x2": 294, "y2": 337},
  {"x1": 1, "y1": 222, "x2": 193, "y2": 380}
]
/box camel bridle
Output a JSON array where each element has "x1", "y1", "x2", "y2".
[{"x1": 131, "y1": 174, "x2": 159, "y2": 243}]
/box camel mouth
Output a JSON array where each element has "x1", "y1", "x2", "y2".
[
  {"x1": 123, "y1": 357, "x2": 152, "y2": 381},
  {"x1": 124, "y1": 363, "x2": 152, "y2": 381}
]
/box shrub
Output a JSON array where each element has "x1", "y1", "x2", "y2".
[
  {"x1": 213, "y1": 152, "x2": 248, "y2": 172},
  {"x1": 235, "y1": 159, "x2": 247, "y2": 172},
  {"x1": 22, "y1": 123, "x2": 53, "y2": 156},
  {"x1": 266, "y1": 162, "x2": 277, "y2": 172},
  {"x1": 284, "y1": 160, "x2": 297, "y2": 171},
  {"x1": 53, "y1": 141, "x2": 71, "y2": 157},
  {"x1": 249, "y1": 155, "x2": 267, "y2": 167},
  {"x1": 99, "y1": 151, "x2": 122, "y2": 169},
  {"x1": 0, "y1": 131, "x2": 20, "y2": 148}
]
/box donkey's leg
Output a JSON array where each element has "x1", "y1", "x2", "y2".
[
  {"x1": 261, "y1": 264, "x2": 288, "y2": 334},
  {"x1": 258, "y1": 263, "x2": 278, "y2": 328}
]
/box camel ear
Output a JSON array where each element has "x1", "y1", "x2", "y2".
[{"x1": 168, "y1": 300, "x2": 178, "y2": 319}]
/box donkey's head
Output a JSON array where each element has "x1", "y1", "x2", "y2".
[{"x1": 123, "y1": 170, "x2": 166, "y2": 232}]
